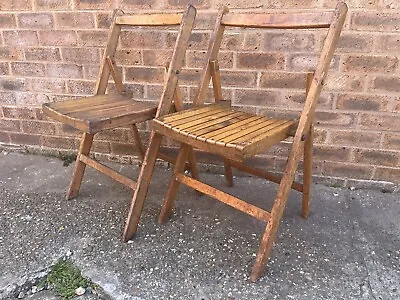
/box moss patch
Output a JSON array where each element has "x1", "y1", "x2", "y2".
[{"x1": 45, "y1": 260, "x2": 92, "y2": 300}]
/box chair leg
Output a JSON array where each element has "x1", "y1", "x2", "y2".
[
  {"x1": 302, "y1": 126, "x2": 313, "y2": 218},
  {"x1": 122, "y1": 132, "x2": 163, "y2": 242},
  {"x1": 131, "y1": 123, "x2": 145, "y2": 162},
  {"x1": 250, "y1": 172, "x2": 294, "y2": 282},
  {"x1": 66, "y1": 132, "x2": 94, "y2": 200},
  {"x1": 158, "y1": 143, "x2": 191, "y2": 224},
  {"x1": 223, "y1": 159, "x2": 234, "y2": 187}
]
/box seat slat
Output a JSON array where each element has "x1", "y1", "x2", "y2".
[
  {"x1": 165, "y1": 106, "x2": 227, "y2": 128},
  {"x1": 185, "y1": 111, "x2": 245, "y2": 134},
  {"x1": 45, "y1": 94, "x2": 125, "y2": 110},
  {"x1": 60, "y1": 98, "x2": 137, "y2": 115},
  {"x1": 218, "y1": 118, "x2": 279, "y2": 144},
  {"x1": 161, "y1": 105, "x2": 217, "y2": 123},
  {"x1": 230, "y1": 119, "x2": 291, "y2": 145},
  {"x1": 173, "y1": 109, "x2": 238, "y2": 131}
]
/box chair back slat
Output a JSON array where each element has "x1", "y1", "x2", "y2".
[
  {"x1": 221, "y1": 12, "x2": 333, "y2": 29},
  {"x1": 116, "y1": 14, "x2": 182, "y2": 26}
]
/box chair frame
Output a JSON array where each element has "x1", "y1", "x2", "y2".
[
  {"x1": 123, "y1": 2, "x2": 347, "y2": 282},
  {"x1": 43, "y1": 6, "x2": 198, "y2": 200}
]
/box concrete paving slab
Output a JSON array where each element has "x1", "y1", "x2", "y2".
[{"x1": 0, "y1": 152, "x2": 399, "y2": 299}]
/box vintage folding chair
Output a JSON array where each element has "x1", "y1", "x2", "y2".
[
  {"x1": 42, "y1": 6, "x2": 198, "y2": 200},
  {"x1": 123, "y1": 2, "x2": 347, "y2": 281}
]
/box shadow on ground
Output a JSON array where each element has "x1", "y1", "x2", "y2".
[{"x1": 0, "y1": 152, "x2": 399, "y2": 299}]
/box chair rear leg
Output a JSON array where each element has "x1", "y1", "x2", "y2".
[
  {"x1": 67, "y1": 132, "x2": 94, "y2": 200},
  {"x1": 131, "y1": 123, "x2": 146, "y2": 162},
  {"x1": 158, "y1": 143, "x2": 191, "y2": 223},
  {"x1": 122, "y1": 132, "x2": 163, "y2": 242},
  {"x1": 223, "y1": 159, "x2": 234, "y2": 187},
  {"x1": 302, "y1": 125, "x2": 313, "y2": 218}
]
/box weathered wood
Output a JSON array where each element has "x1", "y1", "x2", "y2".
[
  {"x1": 80, "y1": 154, "x2": 137, "y2": 189},
  {"x1": 158, "y1": 144, "x2": 191, "y2": 223},
  {"x1": 209, "y1": 60, "x2": 223, "y2": 102},
  {"x1": 116, "y1": 14, "x2": 182, "y2": 26},
  {"x1": 67, "y1": 133, "x2": 94, "y2": 200},
  {"x1": 131, "y1": 124, "x2": 146, "y2": 161},
  {"x1": 176, "y1": 173, "x2": 271, "y2": 222},
  {"x1": 222, "y1": 12, "x2": 333, "y2": 29},
  {"x1": 106, "y1": 56, "x2": 125, "y2": 94},
  {"x1": 250, "y1": 2, "x2": 348, "y2": 282},
  {"x1": 122, "y1": 5, "x2": 197, "y2": 241}
]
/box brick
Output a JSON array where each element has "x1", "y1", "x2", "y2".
[
  {"x1": 354, "y1": 149, "x2": 399, "y2": 167},
  {"x1": 61, "y1": 48, "x2": 100, "y2": 64},
  {"x1": 314, "y1": 145, "x2": 352, "y2": 162},
  {"x1": 0, "y1": 63, "x2": 9, "y2": 76},
  {"x1": 323, "y1": 0, "x2": 380, "y2": 8},
  {"x1": 0, "y1": 79, "x2": 26, "y2": 92},
  {"x1": 193, "y1": 12, "x2": 218, "y2": 30},
  {"x1": 288, "y1": 54, "x2": 339, "y2": 72},
  {"x1": 0, "y1": 0, "x2": 32, "y2": 10},
  {"x1": 120, "y1": 0, "x2": 158, "y2": 9},
  {"x1": 264, "y1": 32, "x2": 315, "y2": 52},
  {"x1": 95, "y1": 128, "x2": 128, "y2": 142},
  {"x1": 10, "y1": 133, "x2": 40, "y2": 145},
  {"x1": 22, "y1": 120, "x2": 56, "y2": 135},
  {"x1": 74, "y1": 0, "x2": 112, "y2": 9},
  {"x1": 167, "y1": 32, "x2": 209, "y2": 50},
  {"x1": 143, "y1": 50, "x2": 172, "y2": 66},
  {"x1": 115, "y1": 49, "x2": 142, "y2": 65},
  {"x1": 83, "y1": 65, "x2": 100, "y2": 79},
  {"x1": 374, "y1": 167, "x2": 400, "y2": 182},
  {"x1": 30, "y1": 78, "x2": 66, "y2": 93},
  {"x1": 18, "y1": 13, "x2": 53, "y2": 29},
  {"x1": 267, "y1": 0, "x2": 314, "y2": 8},
  {"x1": 315, "y1": 111, "x2": 356, "y2": 128},
  {"x1": 120, "y1": 31, "x2": 163, "y2": 49},
  {"x1": 371, "y1": 76, "x2": 400, "y2": 93},
  {"x1": 25, "y1": 47, "x2": 61, "y2": 61},
  {"x1": 383, "y1": 133, "x2": 400, "y2": 150},
  {"x1": 77, "y1": 31, "x2": 108, "y2": 47},
  {"x1": 91, "y1": 140, "x2": 110, "y2": 153},
  {"x1": 325, "y1": 74, "x2": 364, "y2": 92},
  {"x1": 167, "y1": 0, "x2": 210, "y2": 8},
  {"x1": 11, "y1": 62, "x2": 45, "y2": 77},
  {"x1": 39, "y1": 30, "x2": 77, "y2": 46},
  {"x1": 337, "y1": 94, "x2": 389, "y2": 112},
  {"x1": 110, "y1": 142, "x2": 137, "y2": 156},
  {"x1": 186, "y1": 50, "x2": 233, "y2": 69},
  {"x1": 260, "y1": 72, "x2": 306, "y2": 89},
  {"x1": 374, "y1": 35, "x2": 400, "y2": 53},
  {"x1": 15, "y1": 93, "x2": 53, "y2": 106},
  {"x1": 34, "y1": 0, "x2": 70, "y2": 10},
  {"x1": 359, "y1": 114, "x2": 400, "y2": 131},
  {"x1": 281, "y1": 91, "x2": 333, "y2": 109},
  {"x1": 234, "y1": 90, "x2": 280, "y2": 107},
  {"x1": 0, "y1": 14, "x2": 16, "y2": 28},
  {"x1": 0, "y1": 92, "x2": 17, "y2": 105},
  {"x1": 335, "y1": 33, "x2": 374, "y2": 53},
  {"x1": 42, "y1": 135, "x2": 76, "y2": 149},
  {"x1": 0, "y1": 119, "x2": 21, "y2": 132},
  {"x1": 382, "y1": 0, "x2": 400, "y2": 9},
  {"x1": 322, "y1": 162, "x2": 372, "y2": 180},
  {"x1": 2, "y1": 107, "x2": 36, "y2": 119},
  {"x1": 221, "y1": 33, "x2": 244, "y2": 51},
  {"x1": 47, "y1": 64, "x2": 83, "y2": 79},
  {"x1": 237, "y1": 53, "x2": 285, "y2": 70},
  {"x1": 3, "y1": 31, "x2": 39, "y2": 46},
  {"x1": 96, "y1": 13, "x2": 112, "y2": 29},
  {"x1": 55, "y1": 12, "x2": 95, "y2": 28},
  {"x1": 0, "y1": 47, "x2": 24, "y2": 61},
  {"x1": 125, "y1": 67, "x2": 164, "y2": 84},
  {"x1": 342, "y1": 55, "x2": 398, "y2": 73},
  {"x1": 0, "y1": 131, "x2": 10, "y2": 143},
  {"x1": 56, "y1": 123, "x2": 80, "y2": 137},
  {"x1": 67, "y1": 80, "x2": 95, "y2": 95},
  {"x1": 351, "y1": 12, "x2": 400, "y2": 32},
  {"x1": 221, "y1": 70, "x2": 257, "y2": 87}
]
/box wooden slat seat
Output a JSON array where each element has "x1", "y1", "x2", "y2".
[
  {"x1": 43, "y1": 94, "x2": 157, "y2": 134},
  {"x1": 153, "y1": 104, "x2": 298, "y2": 162}
]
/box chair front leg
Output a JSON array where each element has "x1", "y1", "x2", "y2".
[
  {"x1": 122, "y1": 132, "x2": 163, "y2": 242},
  {"x1": 67, "y1": 132, "x2": 94, "y2": 200},
  {"x1": 158, "y1": 143, "x2": 191, "y2": 223}
]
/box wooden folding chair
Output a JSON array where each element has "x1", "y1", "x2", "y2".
[
  {"x1": 42, "y1": 6, "x2": 197, "y2": 200},
  {"x1": 123, "y1": 2, "x2": 347, "y2": 281}
]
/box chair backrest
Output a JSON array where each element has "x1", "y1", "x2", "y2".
[
  {"x1": 194, "y1": 3, "x2": 348, "y2": 135},
  {"x1": 95, "y1": 6, "x2": 197, "y2": 117}
]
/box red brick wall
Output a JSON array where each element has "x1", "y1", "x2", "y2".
[{"x1": 0, "y1": 0, "x2": 399, "y2": 187}]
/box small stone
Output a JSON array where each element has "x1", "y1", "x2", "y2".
[
  {"x1": 17, "y1": 291, "x2": 24, "y2": 299},
  {"x1": 75, "y1": 287, "x2": 86, "y2": 296},
  {"x1": 31, "y1": 286, "x2": 37, "y2": 294}
]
